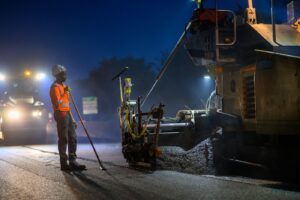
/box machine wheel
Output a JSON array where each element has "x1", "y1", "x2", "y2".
[
  {"x1": 143, "y1": 143, "x2": 157, "y2": 170},
  {"x1": 212, "y1": 137, "x2": 230, "y2": 174},
  {"x1": 1, "y1": 128, "x2": 10, "y2": 145}
]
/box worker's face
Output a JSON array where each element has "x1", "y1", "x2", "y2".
[{"x1": 56, "y1": 71, "x2": 67, "y2": 83}]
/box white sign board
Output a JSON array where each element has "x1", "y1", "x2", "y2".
[{"x1": 82, "y1": 96, "x2": 98, "y2": 115}]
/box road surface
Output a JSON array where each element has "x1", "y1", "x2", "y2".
[{"x1": 0, "y1": 143, "x2": 300, "y2": 200}]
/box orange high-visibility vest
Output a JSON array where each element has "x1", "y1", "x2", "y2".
[{"x1": 50, "y1": 82, "x2": 70, "y2": 112}]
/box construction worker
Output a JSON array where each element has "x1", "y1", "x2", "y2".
[{"x1": 50, "y1": 64, "x2": 86, "y2": 171}]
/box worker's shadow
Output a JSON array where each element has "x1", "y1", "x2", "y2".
[
  {"x1": 62, "y1": 171, "x2": 114, "y2": 199},
  {"x1": 62, "y1": 169, "x2": 143, "y2": 200}
]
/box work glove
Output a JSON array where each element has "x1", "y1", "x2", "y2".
[
  {"x1": 64, "y1": 86, "x2": 72, "y2": 94},
  {"x1": 73, "y1": 121, "x2": 78, "y2": 129}
]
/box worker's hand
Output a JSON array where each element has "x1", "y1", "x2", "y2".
[
  {"x1": 64, "y1": 86, "x2": 72, "y2": 94},
  {"x1": 73, "y1": 121, "x2": 78, "y2": 129}
]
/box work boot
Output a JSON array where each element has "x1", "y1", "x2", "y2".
[
  {"x1": 60, "y1": 163, "x2": 72, "y2": 171},
  {"x1": 70, "y1": 160, "x2": 86, "y2": 171}
]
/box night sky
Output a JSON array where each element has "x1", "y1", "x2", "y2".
[{"x1": 0, "y1": 0, "x2": 289, "y2": 80}]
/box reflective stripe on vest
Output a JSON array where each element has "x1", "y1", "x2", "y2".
[{"x1": 51, "y1": 83, "x2": 70, "y2": 111}]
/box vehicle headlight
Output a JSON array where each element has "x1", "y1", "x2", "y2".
[
  {"x1": 8, "y1": 110, "x2": 22, "y2": 119},
  {"x1": 32, "y1": 110, "x2": 43, "y2": 117},
  {"x1": 0, "y1": 73, "x2": 6, "y2": 81},
  {"x1": 35, "y1": 72, "x2": 46, "y2": 81}
]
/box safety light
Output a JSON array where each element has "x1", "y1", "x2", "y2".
[
  {"x1": 0, "y1": 73, "x2": 6, "y2": 81},
  {"x1": 24, "y1": 70, "x2": 32, "y2": 77},
  {"x1": 32, "y1": 110, "x2": 43, "y2": 117},
  {"x1": 35, "y1": 73, "x2": 46, "y2": 81},
  {"x1": 204, "y1": 75, "x2": 211, "y2": 80}
]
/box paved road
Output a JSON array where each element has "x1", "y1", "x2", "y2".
[{"x1": 0, "y1": 144, "x2": 300, "y2": 200}]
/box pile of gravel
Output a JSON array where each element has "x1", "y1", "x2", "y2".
[{"x1": 156, "y1": 138, "x2": 215, "y2": 175}]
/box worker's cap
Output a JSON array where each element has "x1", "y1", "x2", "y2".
[{"x1": 52, "y1": 64, "x2": 67, "y2": 77}]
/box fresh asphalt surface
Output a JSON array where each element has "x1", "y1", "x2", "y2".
[{"x1": 0, "y1": 143, "x2": 300, "y2": 200}]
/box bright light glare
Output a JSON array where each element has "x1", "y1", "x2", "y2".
[
  {"x1": 24, "y1": 70, "x2": 32, "y2": 77},
  {"x1": 32, "y1": 110, "x2": 43, "y2": 117},
  {"x1": 192, "y1": 0, "x2": 202, "y2": 6},
  {"x1": 0, "y1": 73, "x2": 6, "y2": 81},
  {"x1": 35, "y1": 73, "x2": 46, "y2": 81},
  {"x1": 204, "y1": 75, "x2": 211, "y2": 80},
  {"x1": 8, "y1": 110, "x2": 21, "y2": 119}
]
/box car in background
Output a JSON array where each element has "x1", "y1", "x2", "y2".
[
  {"x1": 0, "y1": 96, "x2": 49, "y2": 144},
  {"x1": 0, "y1": 70, "x2": 49, "y2": 144}
]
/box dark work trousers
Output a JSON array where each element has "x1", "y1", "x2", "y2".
[{"x1": 54, "y1": 111, "x2": 77, "y2": 164}]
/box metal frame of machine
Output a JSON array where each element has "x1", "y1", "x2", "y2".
[{"x1": 118, "y1": 1, "x2": 300, "y2": 176}]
